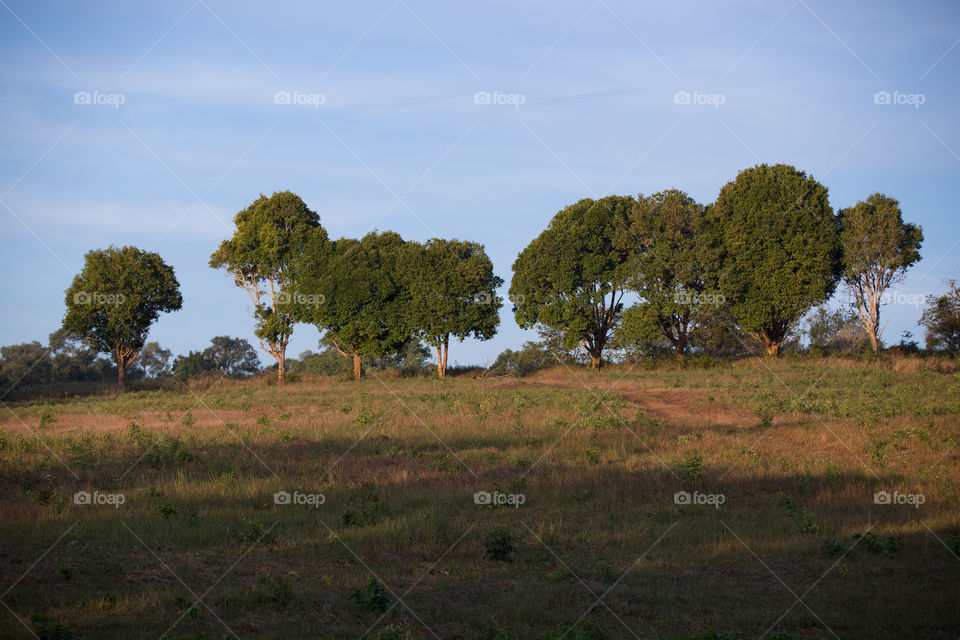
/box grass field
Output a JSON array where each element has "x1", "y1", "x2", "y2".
[{"x1": 1, "y1": 358, "x2": 958, "y2": 639}]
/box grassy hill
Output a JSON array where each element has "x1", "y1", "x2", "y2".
[{"x1": 1, "y1": 358, "x2": 958, "y2": 639}]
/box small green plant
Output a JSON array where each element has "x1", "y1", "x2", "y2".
[
  {"x1": 181, "y1": 411, "x2": 195, "y2": 427},
  {"x1": 252, "y1": 573, "x2": 295, "y2": 605},
  {"x1": 821, "y1": 540, "x2": 846, "y2": 557},
  {"x1": 753, "y1": 404, "x2": 775, "y2": 428},
  {"x1": 156, "y1": 501, "x2": 178, "y2": 518},
  {"x1": 38, "y1": 409, "x2": 57, "y2": 429},
  {"x1": 350, "y1": 578, "x2": 391, "y2": 612},
  {"x1": 431, "y1": 453, "x2": 458, "y2": 472},
  {"x1": 678, "y1": 452, "x2": 704, "y2": 482},
  {"x1": 256, "y1": 414, "x2": 272, "y2": 426},
  {"x1": 854, "y1": 531, "x2": 901, "y2": 556},
  {"x1": 777, "y1": 492, "x2": 819, "y2": 536},
  {"x1": 584, "y1": 445, "x2": 601, "y2": 465},
  {"x1": 482, "y1": 526, "x2": 515, "y2": 561},
  {"x1": 230, "y1": 519, "x2": 273, "y2": 544}
]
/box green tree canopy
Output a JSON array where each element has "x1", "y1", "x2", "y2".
[
  {"x1": 839, "y1": 193, "x2": 923, "y2": 351},
  {"x1": 622, "y1": 189, "x2": 722, "y2": 362},
  {"x1": 291, "y1": 231, "x2": 415, "y2": 379},
  {"x1": 401, "y1": 238, "x2": 503, "y2": 378},
  {"x1": 210, "y1": 191, "x2": 326, "y2": 382},
  {"x1": 510, "y1": 195, "x2": 635, "y2": 369},
  {"x1": 203, "y1": 336, "x2": 261, "y2": 377},
  {"x1": 712, "y1": 164, "x2": 841, "y2": 356},
  {"x1": 62, "y1": 246, "x2": 182, "y2": 390},
  {"x1": 919, "y1": 279, "x2": 960, "y2": 353}
]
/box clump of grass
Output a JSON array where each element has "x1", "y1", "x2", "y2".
[
  {"x1": 482, "y1": 526, "x2": 515, "y2": 561},
  {"x1": 584, "y1": 445, "x2": 601, "y2": 465},
  {"x1": 677, "y1": 452, "x2": 704, "y2": 482},
  {"x1": 854, "y1": 531, "x2": 901, "y2": 556},
  {"x1": 350, "y1": 578, "x2": 390, "y2": 612},
  {"x1": 252, "y1": 572, "x2": 296, "y2": 605},
  {"x1": 777, "y1": 492, "x2": 819, "y2": 536}
]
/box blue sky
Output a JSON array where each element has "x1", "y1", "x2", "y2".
[{"x1": 1, "y1": 0, "x2": 958, "y2": 366}]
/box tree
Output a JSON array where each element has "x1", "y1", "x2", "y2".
[
  {"x1": 135, "y1": 342, "x2": 172, "y2": 378},
  {"x1": 622, "y1": 190, "x2": 722, "y2": 362},
  {"x1": 712, "y1": 164, "x2": 841, "y2": 356},
  {"x1": 402, "y1": 238, "x2": 503, "y2": 378},
  {"x1": 48, "y1": 328, "x2": 115, "y2": 383},
  {"x1": 210, "y1": 191, "x2": 326, "y2": 382},
  {"x1": 613, "y1": 304, "x2": 677, "y2": 361},
  {"x1": 203, "y1": 336, "x2": 260, "y2": 377},
  {"x1": 510, "y1": 196, "x2": 635, "y2": 369},
  {"x1": 62, "y1": 246, "x2": 183, "y2": 391},
  {"x1": 804, "y1": 305, "x2": 866, "y2": 354},
  {"x1": 838, "y1": 193, "x2": 923, "y2": 351},
  {"x1": 172, "y1": 351, "x2": 216, "y2": 381},
  {"x1": 291, "y1": 232, "x2": 415, "y2": 380},
  {"x1": 919, "y1": 279, "x2": 960, "y2": 353},
  {"x1": 0, "y1": 342, "x2": 52, "y2": 396}
]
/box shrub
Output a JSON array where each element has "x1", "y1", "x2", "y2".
[
  {"x1": 350, "y1": 578, "x2": 391, "y2": 612},
  {"x1": 482, "y1": 526, "x2": 515, "y2": 561}
]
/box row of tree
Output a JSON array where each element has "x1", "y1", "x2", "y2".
[
  {"x1": 29, "y1": 162, "x2": 955, "y2": 393},
  {"x1": 509, "y1": 164, "x2": 925, "y2": 365},
  {"x1": 208, "y1": 191, "x2": 503, "y2": 382}
]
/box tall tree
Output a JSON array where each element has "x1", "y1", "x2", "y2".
[
  {"x1": 510, "y1": 196, "x2": 635, "y2": 370},
  {"x1": 210, "y1": 191, "x2": 325, "y2": 382},
  {"x1": 136, "y1": 342, "x2": 172, "y2": 378},
  {"x1": 622, "y1": 190, "x2": 722, "y2": 362},
  {"x1": 402, "y1": 238, "x2": 503, "y2": 378},
  {"x1": 291, "y1": 232, "x2": 414, "y2": 379},
  {"x1": 839, "y1": 193, "x2": 923, "y2": 351},
  {"x1": 919, "y1": 279, "x2": 960, "y2": 353},
  {"x1": 203, "y1": 336, "x2": 261, "y2": 377},
  {"x1": 712, "y1": 164, "x2": 841, "y2": 356},
  {"x1": 62, "y1": 246, "x2": 182, "y2": 391}
]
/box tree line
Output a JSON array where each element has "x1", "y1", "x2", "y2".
[{"x1": 2, "y1": 162, "x2": 957, "y2": 395}]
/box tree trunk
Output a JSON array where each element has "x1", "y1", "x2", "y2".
[
  {"x1": 765, "y1": 341, "x2": 781, "y2": 357},
  {"x1": 442, "y1": 337, "x2": 449, "y2": 378},
  {"x1": 436, "y1": 345, "x2": 444, "y2": 379},
  {"x1": 277, "y1": 347, "x2": 286, "y2": 383},
  {"x1": 117, "y1": 356, "x2": 126, "y2": 392},
  {"x1": 868, "y1": 331, "x2": 879, "y2": 352},
  {"x1": 591, "y1": 355, "x2": 602, "y2": 370},
  {"x1": 352, "y1": 354, "x2": 362, "y2": 380}
]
